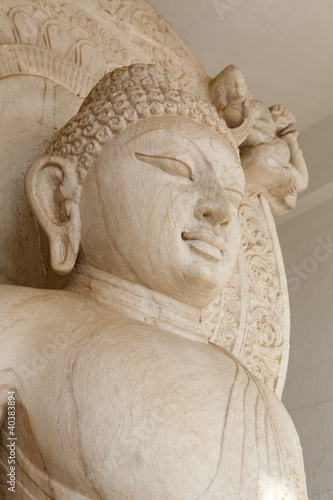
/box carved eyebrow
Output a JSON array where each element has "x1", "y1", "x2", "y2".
[{"x1": 134, "y1": 152, "x2": 193, "y2": 181}]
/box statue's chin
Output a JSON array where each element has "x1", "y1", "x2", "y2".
[{"x1": 174, "y1": 262, "x2": 228, "y2": 310}]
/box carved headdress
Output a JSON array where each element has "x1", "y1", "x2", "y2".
[{"x1": 47, "y1": 63, "x2": 240, "y2": 184}]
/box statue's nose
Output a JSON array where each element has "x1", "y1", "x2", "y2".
[{"x1": 194, "y1": 192, "x2": 233, "y2": 228}]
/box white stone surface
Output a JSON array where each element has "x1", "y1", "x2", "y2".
[{"x1": 0, "y1": 1, "x2": 311, "y2": 497}]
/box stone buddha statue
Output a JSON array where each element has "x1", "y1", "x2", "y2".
[{"x1": 0, "y1": 64, "x2": 307, "y2": 499}]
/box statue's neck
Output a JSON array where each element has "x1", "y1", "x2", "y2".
[{"x1": 67, "y1": 264, "x2": 210, "y2": 343}]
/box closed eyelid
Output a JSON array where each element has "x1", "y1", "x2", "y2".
[{"x1": 134, "y1": 152, "x2": 193, "y2": 180}]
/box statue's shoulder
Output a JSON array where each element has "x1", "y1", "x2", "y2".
[
  {"x1": 0, "y1": 284, "x2": 47, "y2": 333},
  {"x1": 0, "y1": 283, "x2": 65, "y2": 309},
  {"x1": 0, "y1": 282, "x2": 36, "y2": 301},
  {"x1": 0, "y1": 283, "x2": 105, "y2": 321},
  {"x1": 0, "y1": 285, "x2": 108, "y2": 370}
]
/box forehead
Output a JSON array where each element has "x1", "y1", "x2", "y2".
[
  {"x1": 114, "y1": 116, "x2": 244, "y2": 189},
  {"x1": 113, "y1": 116, "x2": 239, "y2": 163},
  {"x1": 227, "y1": 69, "x2": 246, "y2": 81}
]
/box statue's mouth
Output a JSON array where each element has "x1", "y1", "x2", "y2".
[{"x1": 181, "y1": 231, "x2": 223, "y2": 262}]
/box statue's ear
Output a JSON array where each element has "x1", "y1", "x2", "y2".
[{"x1": 25, "y1": 155, "x2": 81, "y2": 276}]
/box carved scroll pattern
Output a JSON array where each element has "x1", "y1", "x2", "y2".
[
  {"x1": 0, "y1": 0, "x2": 210, "y2": 100},
  {"x1": 95, "y1": 0, "x2": 198, "y2": 62},
  {"x1": 0, "y1": 0, "x2": 132, "y2": 96},
  {"x1": 205, "y1": 265, "x2": 241, "y2": 352},
  {"x1": 102, "y1": 0, "x2": 211, "y2": 100},
  {"x1": 240, "y1": 195, "x2": 287, "y2": 392}
]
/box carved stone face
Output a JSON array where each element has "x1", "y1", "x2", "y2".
[
  {"x1": 79, "y1": 116, "x2": 244, "y2": 308},
  {"x1": 224, "y1": 69, "x2": 251, "y2": 103}
]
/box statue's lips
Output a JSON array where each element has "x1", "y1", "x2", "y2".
[{"x1": 182, "y1": 231, "x2": 223, "y2": 262}]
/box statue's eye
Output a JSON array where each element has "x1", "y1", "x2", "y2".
[{"x1": 135, "y1": 153, "x2": 193, "y2": 181}]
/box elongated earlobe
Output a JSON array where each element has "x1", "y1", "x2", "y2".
[{"x1": 25, "y1": 155, "x2": 81, "y2": 275}]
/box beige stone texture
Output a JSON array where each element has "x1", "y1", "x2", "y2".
[
  {"x1": 0, "y1": 0, "x2": 296, "y2": 395},
  {"x1": 0, "y1": 1, "x2": 309, "y2": 498}
]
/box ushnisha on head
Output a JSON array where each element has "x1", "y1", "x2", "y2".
[{"x1": 25, "y1": 63, "x2": 245, "y2": 308}]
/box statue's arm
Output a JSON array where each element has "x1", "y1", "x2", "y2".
[{"x1": 280, "y1": 130, "x2": 309, "y2": 192}]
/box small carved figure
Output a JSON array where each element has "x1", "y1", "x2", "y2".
[
  {"x1": 210, "y1": 64, "x2": 309, "y2": 215},
  {"x1": 0, "y1": 64, "x2": 307, "y2": 499}
]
